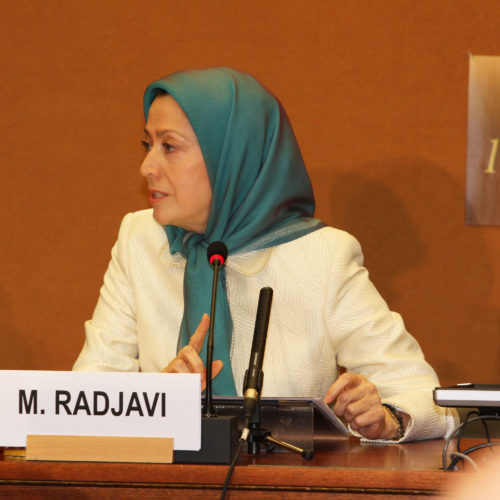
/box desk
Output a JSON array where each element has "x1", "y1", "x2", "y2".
[{"x1": 0, "y1": 437, "x2": 462, "y2": 499}]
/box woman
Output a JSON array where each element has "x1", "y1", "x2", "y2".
[{"x1": 74, "y1": 67, "x2": 456, "y2": 441}]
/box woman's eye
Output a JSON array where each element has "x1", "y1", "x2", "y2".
[{"x1": 140, "y1": 140, "x2": 176, "y2": 153}]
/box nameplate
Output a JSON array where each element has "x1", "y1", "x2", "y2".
[{"x1": 0, "y1": 370, "x2": 201, "y2": 450}]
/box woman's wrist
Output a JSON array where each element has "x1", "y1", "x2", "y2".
[{"x1": 382, "y1": 404, "x2": 405, "y2": 440}]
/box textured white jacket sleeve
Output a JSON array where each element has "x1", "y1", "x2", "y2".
[
  {"x1": 73, "y1": 213, "x2": 139, "y2": 372},
  {"x1": 323, "y1": 232, "x2": 457, "y2": 441}
]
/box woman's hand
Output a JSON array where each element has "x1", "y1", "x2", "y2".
[
  {"x1": 162, "y1": 314, "x2": 223, "y2": 392},
  {"x1": 324, "y1": 373, "x2": 403, "y2": 440}
]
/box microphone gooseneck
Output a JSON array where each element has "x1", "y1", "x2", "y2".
[
  {"x1": 203, "y1": 241, "x2": 228, "y2": 417},
  {"x1": 242, "y1": 287, "x2": 273, "y2": 425}
]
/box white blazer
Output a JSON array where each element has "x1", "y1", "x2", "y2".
[{"x1": 74, "y1": 209, "x2": 457, "y2": 441}]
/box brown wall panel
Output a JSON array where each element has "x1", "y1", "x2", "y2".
[{"x1": 1, "y1": 0, "x2": 499, "y2": 384}]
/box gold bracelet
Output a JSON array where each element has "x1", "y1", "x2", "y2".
[{"x1": 383, "y1": 404, "x2": 405, "y2": 440}]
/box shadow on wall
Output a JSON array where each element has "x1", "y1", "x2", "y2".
[
  {"x1": 322, "y1": 158, "x2": 498, "y2": 384},
  {"x1": 323, "y1": 169, "x2": 426, "y2": 304}
]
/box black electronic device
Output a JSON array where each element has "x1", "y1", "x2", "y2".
[{"x1": 433, "y1": 384, "x2": 500, "y2": 414}]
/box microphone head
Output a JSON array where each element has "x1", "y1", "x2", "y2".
[{"x1": 207, "y1": 241, "x2": 228, "y2": 266}]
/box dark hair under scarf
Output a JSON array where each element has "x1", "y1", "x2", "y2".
[{"x1": 144, "y1": 67, "x2": 324, "y2": 395}]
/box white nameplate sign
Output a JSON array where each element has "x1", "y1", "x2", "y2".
[{"x1": 0, "y1": 370, "x2": 201, "y2": 450}]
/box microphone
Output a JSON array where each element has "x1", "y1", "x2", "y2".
[
  {"x1": 243, "y1": 287, "x2": 273, "y2": 424},
  {"x1": 203, "y1": 241, "x2": 228, "y2": 417},
  {"x1": 207, "y1": 241, "x2": 228, "y2": 266},
  {"x1": 176, "y1": 241, "x2": 239, "y2": 464}
]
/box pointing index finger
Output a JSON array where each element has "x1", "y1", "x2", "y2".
[{"x1": 188, "y1": 314, "x2": 210, "y2": 353}]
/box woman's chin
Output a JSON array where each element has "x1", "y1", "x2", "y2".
[
  {"x1": 152, "y1": 209, "x2": 170, "y2": 226},
  {"x1": 151, "y1": 210, "x2": 207, "y2": 233}
]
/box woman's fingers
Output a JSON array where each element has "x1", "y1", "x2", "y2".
[
  {"x1": 188, "y1": 313, "x2": 211, "y2": 353},
  {"x1": 162, "y1": 314, "x2": 224, "y2": 392},
  {"x1": 173, "y1": 344, "x2": 206, "y2": 373},
  {"x1": 162, "y1": 314, "x2": 210, "y2": 374},
  {"x1": 211, "y1": 360, "x2": 224, "y2": 379},
  {"x1": 324, "y1": 372, "x2": 397, "y2": 439},
  {"x1": 324, "y1": 372, "x2": 361, "y2": 404}
]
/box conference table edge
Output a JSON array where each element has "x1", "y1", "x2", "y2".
[{"x1": 0, "y1": 460, "x2": 457, "y2": 492}]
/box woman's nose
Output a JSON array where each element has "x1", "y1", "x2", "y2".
[{"x1": 140, "y1": 152, "x2": 161, "y2": 178}]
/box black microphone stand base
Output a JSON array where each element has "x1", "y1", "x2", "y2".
[
  {"x1": 175, "y1": 415, "x2": 239, "y2": 464},
  {"x1": 246, "y1": 401, "x2": 314, "y2": 461},
  {"x1": 247, "y1": 422, "x2": 314, "y2": 460}
]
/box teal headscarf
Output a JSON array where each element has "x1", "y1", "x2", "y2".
[{"x1": 144, "y1": 67, "x2": 324, "y2": 395}]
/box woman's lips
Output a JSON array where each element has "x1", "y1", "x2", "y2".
[{"x1": 148, "y1": 190, "x2": 168, "y2": 205}]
